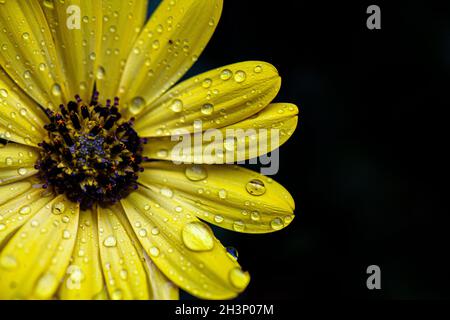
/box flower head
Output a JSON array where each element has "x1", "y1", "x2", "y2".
[{"x1": 0, "y1": 0, "x2": 298, "y2": 300}]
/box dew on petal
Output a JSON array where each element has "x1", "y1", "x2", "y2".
[
  {"x1": 245, "y1": 179, "x2": 266, "y2": 196},
  {"x1": 181, "y1": 222, "x2": 215, "y2": 252},
  {"x1": 103, "y1": 235, "x2": 117, "y2": 247},
  {"x1": 185, "y1": 165, "x2": 207, "y2": 181}
]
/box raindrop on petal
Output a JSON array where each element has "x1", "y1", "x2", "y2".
[{"x1": 181, "y1": 222, "x2": 215, "y2": 252}]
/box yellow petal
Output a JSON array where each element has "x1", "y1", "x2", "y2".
[
  {"x1": 138, "y1": 162, "x2": 295, "y2": 234},
  {"x1": 0, "y1": 68, "x2": 48, "y2": 146},
  {"x1": 59, "y1": 208, "x2": 106, "y2": 300},
  {"x1": 144, "y1": 254, "x2": 179, "y2": 300},
  {"x1": 0, "y1": 0, "x2": 68, "y2": 109},
  {"x1": 0, "y1": 195, "x2": 79, "y2": 299},
  {"x1": 0, "y1": 143, "x2": 39, "y2": 185},
  {"x1": 143, "y1": 103, "x2": 298, "y2": 163},
  {"x1": 134, "y1": 61, "x2": 281, "y2": 137},
  {"x1": 119, "y1": 0, "x2": 223, "y2": 117},
  {"x1": 41, "y1": 0, "x2": 102, "y2": 102},
  {"x1": 0, "y1": 178, "x2": 54, "y2": 246},
  {"x1": 121, "y1": 187, "x2": 250, "y2": 299},
  {"x1": 96, "y1": 0, "x2": 148, "y2": 100},
  {"x1": 97, "y1": 204, "x2": 150, "y2": 300}
]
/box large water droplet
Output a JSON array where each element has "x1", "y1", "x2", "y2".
[
  {"x1": 160, "y1": 187, "x2": 174, "y2": 198},
  {"x1": 149, "y1": 246, "x2": 160, "y2": 257},
  {"x1": 5, "y1": 157, "x2": 13, "y2": 166},
  {"x1": 234, "y1": 70, "x2": 247, "y2": 83},
  {"x1": 181, "y1": 221, "x2": 215, "y2": 252},
  {"x1": 17, "y1": 168, "x2": 27, "y2": 176},
  {"x1": 103, "y1": 235, "x2": 117, "y2": 247},
  {"x1": 111, "y1": 289, "x2": 123, "y2": 300},
  {"x1": 218, "y1": 189, "x2": 227, "y2": 199},
  {"x1": 226, "y1": 247, "x2": 239, "y2": 261},
  {"x1": 0, "y1": 255, "x2": 18, "y2": 270},
  {"x1": 202, "y1": 78, "x2": 212, "y2": 88},
  {"x1": 19, "y1": 205, "x2": 31, "y2": 215},
  {"x1": 129, "y1": 96, "x2": 145, "y2": 114},
  {"x1": 52, "y1": 202, "x2": 65, "y2": 215},
  {"x1": 250, "y1": 211, "x2": 261, "y2": 221},
  {"x1": 245, "y1": 179, "x2": 266, "y2": 196},
  {"x1": 185, "y1": 165, "x2": 207, "y2": 181},
  {"x1": 270, "y1": 217, "x2": 284, "y2": 230},
  {"x1": 170, "y1": 99, "x2": 183, "y2": 113},
  {"x1": 34, "y1": 273, "x2": 57, "y2": 298},
  {"x1": 233, "y1": 220, "x2": 245, "y2": 232},
  {"x1": 229, "y1": 267, "x2": 250, "y2": 290},
  {"x1": 51, "y1": 83, "x2": 62, "y2": 97},
  {"x1": 220, "y1": 69, "x2": 232, "y2": 81},
  {"x1": 201, "y1": 103, "x2": 214, "y2": 115}
]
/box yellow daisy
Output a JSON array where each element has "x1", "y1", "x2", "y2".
[{"x1": 0, "y1": 0, "x2": 298, "y2": 300}]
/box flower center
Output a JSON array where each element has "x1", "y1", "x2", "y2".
[{"x1": 36, "y1": 91, "x2": 145, "y2": 210}]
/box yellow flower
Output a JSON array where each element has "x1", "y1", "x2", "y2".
[{"x1": 0, "y1": 0, "x2": 298, "y2": 300}]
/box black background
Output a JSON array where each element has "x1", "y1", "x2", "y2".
[{"x1": 149, "y1": 0, "x2": 450, "y2": 299}]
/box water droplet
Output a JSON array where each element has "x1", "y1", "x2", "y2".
[
  {"x1": 89, "y1": 52, "x2": 96, "y2": 61},
  {"x1": 0, "y1": 255, "x2": 18, "y2": 270},
  {"x1": 220, "y1": 69, "x2": 233, "y2": 81},
  {"x1": 23, "y1": 70, "x2": 31, "y2": 79},
  {"x1": 22, "y1": 32, "x2": 30, "y2": 40},
  {"x1": 52, "y1": 202, "x2": 65, "y2": 215},
  {"x1": 34, "y1": 273, "x2": 57, "y2": 298},
  {"x1": 250, "y1": 211, "x2": 261, "y2": 221},
  {"x1": 0, "y1": 88, "x2": 8, "y2": 97},
  {"x1": 170, "y1": 99, "x2": 183, "y2": 113},
  {"x1": 62, "y1": 229, "x2": 71, "y2": 239},
  {"x1": 201, "y1": 103, "x2": 214, "y2": 115},
  {"x1": 51, "y1": 83, "x2": 62, "y2": 97},
  {"x1": 151, "y1": 227, "x2": 160, "y2": 235},
  {"x1": 160, "y1": 187, "x2": 174, "y2": 198},
  {"x1": 234, "y1": 70, "x2": 247, "y2": 83},
  {"x1": 96, "y1": 66, "x2": 106, "y2": 79},
  {"x1": 19, "y1": 205, "x2": 31, "y2": 215},
  {"x1": 284, "y1": 215, "x2": 294, "y2": 224},
  {"x1": 5, "y1": 157, "x2": 13, "y2": 166},
  {"x1": 129, "y1": 96, "x2": 145, "y2": 114},
  {"x1": 202, "y1": 78, "x2": 212, "y2": 88},
  {"x1": 233, "y1": 220, "x2": 245, "y2": 232},
  {"x1": 103, "y1": 235, "x2": 117, "y2": 247},
  {"x1": 138, "y1": 229, "x2": 147, "y2": 237},
  {"x1": 185, "y1": 165, "x2": 207, "y2": 181},
  {"x1": 218, "y1": 189, "x2": 227, "y2": 199},
  {"x1": 245, "y1": 179, "x2": 266, "y2": 196},
  {"x1": 214, "y1": 215, "x2": 224, "y2": 224},
  {"x1": 111, "y1": 289, "x2": 123, "y2": 300},
  {"x1": 226, "y1": 247, "x2": 239, "y2": 261},
  {"x1": 229, "y1": 267, "x2": 250, "y2": 290},
  {"x1": 152, "y1": 40, "x2": 160, "y2": 49},
  {"x1": 18, "y1": 168, "x2": 27, "y2": 175},
  {"x1": 149, "y1": 246, "x2": 160, "y2": 257},
  {"x1": 270, "y1": 217, "x2": 284, "y2": 230},
  {"x1": 254, "y1": 65, "x2": 263, "y2": 73},
  {"x1": 119, "y1": 269, "x2": 128, "y2": 280},
  {"x1": 181, "y1": 222, "x2": 215, "y2": 252},
  {"x1": 0, "y1": 223, "x2": 5, "y2": 231}
]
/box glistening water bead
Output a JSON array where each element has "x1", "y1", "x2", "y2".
[{"x1": 36, "y1": 91, "x2": 146, "y2": 210}]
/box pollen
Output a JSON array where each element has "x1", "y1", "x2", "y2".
[{"x1": 36, "y1": 91, "x2": 146, "y2": 210}]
